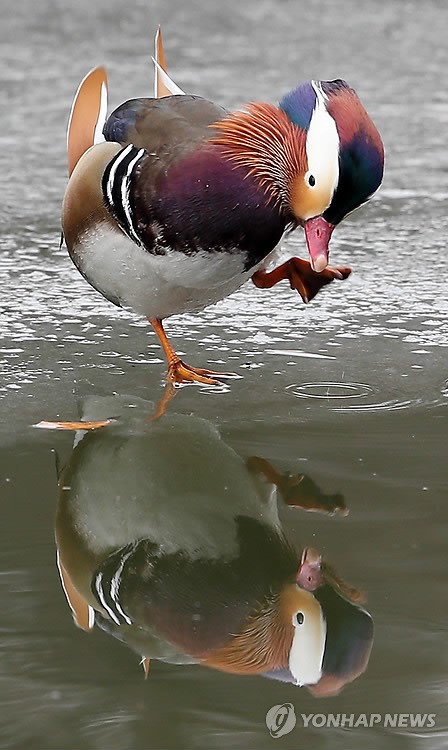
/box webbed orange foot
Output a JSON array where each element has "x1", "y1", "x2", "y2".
[
  {"x1": 246, "y1": 457, "x2": 348, "y2": 516},
  {"x1": 167, "y1": 358, "x2": 236, "y2": 386},
  {"x1": 278, "y1": 473, "x2": 348, "y2": 516},
  {"x1": 287, "y1": 258, "x2": 352, "y2": 303},
  {"x1": 252, "y1": 258, "x2": 351, "y2": 304},
  {"x1": 149, "y1": 318, "x2": 237, "y2": 386}
]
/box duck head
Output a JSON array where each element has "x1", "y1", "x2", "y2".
[
  {"x1": 213, "y1": 79, "x2": 384, "y2": 272},
  {"x1": 281, "y1": 79, "x2": 384, "y2": 270},
  {"x1": 203, "y1": 575, "x2": 327, "y2": 686},
  {"x1": 204, "y1": 542, "x2": 372, "y2": 695}
]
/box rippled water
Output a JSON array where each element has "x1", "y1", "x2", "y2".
[{"x1": 1, "y1": 1, "x2": 447, "y2": 748}]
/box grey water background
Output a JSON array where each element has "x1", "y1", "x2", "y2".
[{"x1": 1, "y1": 0, "x2": 447, "y2": 748}]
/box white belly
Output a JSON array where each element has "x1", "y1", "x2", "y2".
[{"x1": 74, "y1": 223, "x2": 272, "y2": 319}]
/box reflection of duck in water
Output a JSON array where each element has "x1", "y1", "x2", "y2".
[{"x1": 55, "y1": 396, "x2": 373, "y2": 696}]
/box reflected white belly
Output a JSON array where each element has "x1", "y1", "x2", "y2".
[
  {"x1": 73, "y1": 223, "x2": 275, "y2": 319},
  {"x1": 68, "y1": 408, "x2": 282, "y2": 560}
]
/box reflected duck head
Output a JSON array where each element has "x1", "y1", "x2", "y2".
[
  {"x1": 203, "y1": 543, "x2": 372, "y2": 694},
  {"x1": 203, "y1": 578, "x2": 326, "y2": 686}
]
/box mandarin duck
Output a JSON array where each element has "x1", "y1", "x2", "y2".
[
  {"x1": 54, "y1": 395, "x2": 373, "y2": 693},
  {"x1": 62, "y1": 28, "x2": 384, "y2": 385}
]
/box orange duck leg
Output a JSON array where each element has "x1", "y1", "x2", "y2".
[
  {"x1": 149, "y1": 319, "x2": 236, "y2": 386},
  {"x1": 150, "y1": 35, "x2": 236, "y2": 388}
]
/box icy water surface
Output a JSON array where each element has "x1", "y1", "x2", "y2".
[{"x1": 1, "y1": 1, "x2": 447, "y2": 748}]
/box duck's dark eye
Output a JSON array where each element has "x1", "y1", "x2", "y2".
[
  {"x1": 296, "y1": 612, "x2": 304, "y2": 625},
  {"x1": 308, "y1": 174, "x2": 316, "y2": 187}
]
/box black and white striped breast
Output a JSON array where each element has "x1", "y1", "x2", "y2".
[
  {"x1": 91, "y1": 542, "x2": 137, "y2": 626},
  {"x1": 101, "y1": 144, "x2": 147, "y2": 247}
]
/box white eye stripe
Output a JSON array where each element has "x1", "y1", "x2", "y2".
[
  {"x1": 289, "y1": 591, "x2": 326, "y2": 686},
  {"x1": 304, "y1": 82, "x2": 340, "y2": 207}
]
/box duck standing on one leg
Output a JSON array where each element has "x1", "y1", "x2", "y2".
[{"x1": 62, "y1": 28, "x2": 384, "y2": 385}]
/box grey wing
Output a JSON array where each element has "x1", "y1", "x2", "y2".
[{"x1": 103, "y1": 95, "x2": 228, "y2": 158}]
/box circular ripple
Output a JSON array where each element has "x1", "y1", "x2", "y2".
[
  {"x1": 287, "y1": 381, "x2": 373, "y2": 400},
  {"x1": 333, "y1": 398, "x2": 421, "y2": 413}
]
